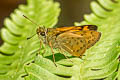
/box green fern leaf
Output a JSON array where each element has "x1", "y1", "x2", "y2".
[{"x1": 0, "y1": 0, "x2": 60, "y2": 80}]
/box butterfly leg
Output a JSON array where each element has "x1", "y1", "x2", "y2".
[
  {"x1": 40, "y1": 39, "x2": 45, "y2": 56},
  {"x1": 49, "y1": 41, "x2": 57, "y2": 67},
  {"x1": 37, "y1": 38, "x2": 46, "y2": 56}
]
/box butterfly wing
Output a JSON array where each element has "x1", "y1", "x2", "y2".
[
  {"x1": 71, "y1": 30, "x2": 101, "y2": 49},
  {"x1": 47, "y1": 25, "x2": 101, "y2": 57},
  {"x1": 55, "y1": 25, "x2": 97, "y2": 32},
  {"x1": 85, "y1": 31, "x2": 101, "y2": 48},
  {"x1": 56, "y1": 32, "x2": 87, "y2": 57}
]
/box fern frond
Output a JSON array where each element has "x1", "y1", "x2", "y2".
[{"x1": 0, "y1": 0, "x2": 60, "y2": 80}]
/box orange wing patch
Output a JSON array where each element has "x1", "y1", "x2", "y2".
[
  {"x1": 56, "y1": 26, "x2": 82, "y2": 31},
  {"x1": 83, "y1": 26, "x2": 89, "y2": 30},
  {"x1": 56, "y1": 25, "x2": 97, "y2": 32}
]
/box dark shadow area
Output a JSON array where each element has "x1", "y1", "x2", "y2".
[
  {"x1": 45, "y1": 53, "x2": 76, "y2": 62},
  {"x1": 45, "y1": 53, "x2": 66, "y2": 62},
  {"x1": 55, "y1": 74, "x2": 72, "y2": 78}
]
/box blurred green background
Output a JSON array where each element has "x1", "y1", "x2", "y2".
[{"x1": 0, "y1": 0, "x2": 92, "y2": 44}]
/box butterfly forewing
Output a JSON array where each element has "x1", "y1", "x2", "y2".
[{"x1": 56, "y1": 25, "x2": 97, "y2": 32}]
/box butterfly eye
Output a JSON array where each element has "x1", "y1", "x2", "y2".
[{"x1": 40, "y1": 32, "x2": 45, "y2": 36}]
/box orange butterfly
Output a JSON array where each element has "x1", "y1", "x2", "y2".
[
  {"x1": 36, "y1": 25, "x2": 101, "y2": 65},
  {"x1": 24, "y1": 15, "x2": 101, "y2": 66}
]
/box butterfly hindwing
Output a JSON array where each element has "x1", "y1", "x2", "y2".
[
  {"x1": 71, "y1": 30, "x2": 101, "y2": 49},
  {"x1": 56, "y1": 32, "x2": 87, "y2": 56},
  {"x1": 85, "y1": 31, "x2": 101, "y2": 48}
]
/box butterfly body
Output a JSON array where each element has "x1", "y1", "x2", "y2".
[{"x1": 36, "y1": 25, "x2": 101, "y2": 57}]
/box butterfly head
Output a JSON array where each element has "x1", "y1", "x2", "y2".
[{"x1": 36, "y1": 27, "x2": 47, "y2": 37}]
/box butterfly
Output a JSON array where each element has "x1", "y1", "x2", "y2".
[
  {"x1": 24, "y1": 15, "x2": 101, "y2": 66},
  {"x1": 36, "y1": 25, "x2": 101, "y2": 65}
]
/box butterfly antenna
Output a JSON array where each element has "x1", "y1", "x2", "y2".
[
  {"x1": 23, "y1": 15, "x2": 39, "y2": 40},
  {"x1": 23, "y1": 15, "x2": 39, "y2": 27},
  {"x1": 27, "y1": 34, "x2": 36, "y2": 40}
]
